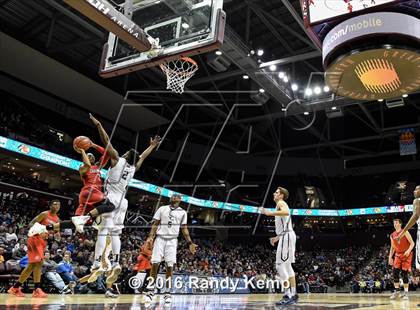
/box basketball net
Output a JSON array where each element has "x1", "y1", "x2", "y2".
[{"x1": 159, "y1": 57, "x2": 198, "y2": 94}]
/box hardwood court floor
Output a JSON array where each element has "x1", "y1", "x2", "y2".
[{"x1": 1, "y1": 293, "x2": 419, "y2": 309}]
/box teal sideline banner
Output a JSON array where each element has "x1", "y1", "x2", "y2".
[{"x1": 0, "y1": 135, "x2": 414, "y2": 217}]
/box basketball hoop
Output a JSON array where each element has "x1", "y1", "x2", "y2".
[{"x1": 159, "y1": 57, "x2": 198, "y2": 94}]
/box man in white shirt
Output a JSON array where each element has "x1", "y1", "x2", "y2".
[
  {"x1": 143, "y1": 194, "x2": 197, "y2": 304},
  {"x1": 6, "y1": 228, "x2": 18, "y2": 243}
]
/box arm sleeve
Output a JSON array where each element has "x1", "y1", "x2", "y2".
[
  {"x1": 95, "y1": 145, "x2": 110, "y2": 166},
  {"x1": 95, "y1": 145, "x2": 105, "y2": 154}
]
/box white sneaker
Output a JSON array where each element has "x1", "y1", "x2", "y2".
[
  {"x1": 400, "y1": 292, "x2": 409, "y2": 300},
  {"x1": 88, "y1": 261, "x2": 106, "y2": 283},
  {"x1": 106, "y1": 263, "x2": 122, "y2": 285},
  {"x1": 143, "y1": 291, "x2": 154, "y2": 303},
  {"x1": 164, "y1": 293, "x2": 172, "y2": 304},
  {"x1": 105, "y1": 289, "x2": 119, "y2": 298},
  {"x1": 60, "y1": 285, "x2": 72, "y2": 295},
  {"x1": 71, "y1": 215, "x2": 90, "y2": 233},
  {"x1": 390, "y1": 291, "x2": 399, "y2": 299}
]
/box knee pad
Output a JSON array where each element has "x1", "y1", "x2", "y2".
[
  {"x1": 401, "y1": 270, "x2": 409, "y2": 284},
  {"x1": 393, "y1": 268, "x2": 401, "y2": 281},
  {"x1": 276, "y1": 264, "x2": 289, "y2": 282},
  {"x1": 96, "y1": 201, "x2": 115, "y2": 215},
  {"x1": 285, "y1": 263, "x2": 295, "y2": 278}
]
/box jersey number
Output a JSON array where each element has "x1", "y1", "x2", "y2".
[
  {"x1": 168, "y1": 215, "x2": 174, "y2": 228},
  {"x1": 121, "y1": 171, "x2": 129, "y2": 180}
]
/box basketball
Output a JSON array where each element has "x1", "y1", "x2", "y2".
[{"x1": 73, "y1": 136, "x2": 92, "y2": 151}]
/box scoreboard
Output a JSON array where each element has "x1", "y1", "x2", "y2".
[
  {"x1": 307, "y1": 0, "x2": 397, "y2": 24},
  {"x1": 300, "y1": 0, "x2": 420, "y2": 100}
]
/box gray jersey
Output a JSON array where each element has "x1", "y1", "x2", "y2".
[
  {"x1": 105, "y1": 157, "x2": 135, "y2": 197},
  {"x1": 274, "y1": 202, "x2": 293, "y2": 235},
  {"x1": 154, "y1": 205, "x2": 188, "y2": 239}
]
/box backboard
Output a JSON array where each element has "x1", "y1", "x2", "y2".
[{"x1": 99, "y1": 0, "x2": 225, "y2": 78}]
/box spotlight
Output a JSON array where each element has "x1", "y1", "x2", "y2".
[
  {"x1": 402, "y1": 94, "x2": 408, "y2": 98},
  {"x1": 269, "y1": 64, "x2": 277, "y2": 71},
  {"x1": 291, "y1": 84, "x2": 298, "y2": 91},
  {"x1": 331, "y1": 106, "x2": 337, "y2": 110},
  {"x1": 181, "y1": 23, "x2": 190, "y2": 29},
  {"x1": 314, "y1": 86, "x2": 321, "y2": 95},
  {"x1": 278, "y1": 72, "x2": 285, "y2": 79},
  {"x1": 257, "y1": 49, "x2": 264, "y2": 56},
  {"x1": 259, "y1": 88, "x2": 265, "y2": 93},
  {"x1": 323, "y1": 86, "x2": 330, "y2": 92},
  {"x1": 242, "y1": 75, "x2": 249, "y2": 80},
  {"x1": 305, "y1": 88, "x2": 313, "y2": 96},
  {"x1": 215, "y1": 50, "x2": 222, "y2": 56},
  {"x1": 304, "y1": 111, "x2": 310, "y2": 115},
  {"x1": 283, "y1": 76, "x2": 289, "y2": 83},
  {"x1": 378, "y1": 99, "x2": 384, "y2": 102}
]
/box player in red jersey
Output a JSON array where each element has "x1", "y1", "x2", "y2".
[
  {"x1": 8, "y1": 200, "x2": 62, "y2": 298},
  {"x1": 28, "y1": 200, "x2": 77, "y2": 234},
  {"x1": 7, "y1": 224, "x2": 50, "y2": 298},
  {"x1": 389, "y1": 218, "x2": 414, "y2": 300},
  {"x1": 74, "y1": 143, "x2": 109, "y2": 217},
  {"x1": 29, "y1": 199, "x2": 61, "y2": 227}
]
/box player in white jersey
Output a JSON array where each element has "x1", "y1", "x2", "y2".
[
  {"x1": 143, "y1": 194, "x2": 197, "y2": 305},
  {"x1": 260, "y1": 186, "x2": 298, "y2": 306},
  {"x1": 397, "y1": 185, "x2": 420, "y2": 270},
  {"x1": 72, "y1": 114, "x2": 160, "y2": 296}
]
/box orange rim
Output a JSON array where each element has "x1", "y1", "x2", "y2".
[{"x1": 159, "y1": 57, "x2": 198, "y2": 76}]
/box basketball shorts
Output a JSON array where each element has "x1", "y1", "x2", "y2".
[
  {"x1": 151, "y1": 236, "x2": 178, "y2": 266},
  {"x1": 93, "y1": 192, "x2": 128, "y2": 234},
  {"x1": 276, "y1": 231, "x2": 296, "y2": 265},
  {"x1": 27, "y1": 235, "x2": 47, "y2": 264},
  {"x1": 76, "y1": 186, "x2": 105, "y2": 215},
  {"x1": 394, "y1": 252, "x2": 412, "y2": 271}
]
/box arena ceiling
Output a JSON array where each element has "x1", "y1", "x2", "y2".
[{"x1": 1, "y1": 0, "x2": 420, "y2": 171}]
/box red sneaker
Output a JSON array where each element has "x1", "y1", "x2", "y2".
[
  {"x1": 32, "y1": 288, "x2": 48, "y2": 298},
  {"x1": 8, "y1": 287, "x2": 25, "y2": 297}
]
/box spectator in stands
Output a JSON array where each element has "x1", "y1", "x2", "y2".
[
  {"x1": 351, "y1": 277, "x2": 360, "y2": 293},
  {"x1": 6, "y1": 227, "x2": 18, "y2": 243},
  {"x1": 298, "y1": 274, "x2": 310, "y2": 293},
  {"x1": 0, "y1": 226, "x2": 7, "y2": 244},
  {"x1": 0, "y1": 246, "x2": 4, "y2": 263},
  {"x1": 0, "y1": 245, "x2": 5, "y2": 273},
  {"x1": 57, "y1": 251, "x2": 78, "y2": 284},
  {"x1": 42, "y1": 252, "x2": 71, "y2": 294},
  {"x1": 374, "y1": 279, "x2": 382, "y2": 293},
  {"x1": 359, "y1": 279, "x2": 367, "y2": 293},
  {"x1": 12, "y1": 241, "x2": 26, "y2": 260},
  {"x1": 53, "y1": 249, "x2": 63, "y2": 263},
  {"x1": 65, "y1": 237, "x2": 74, "y2": 253}
]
